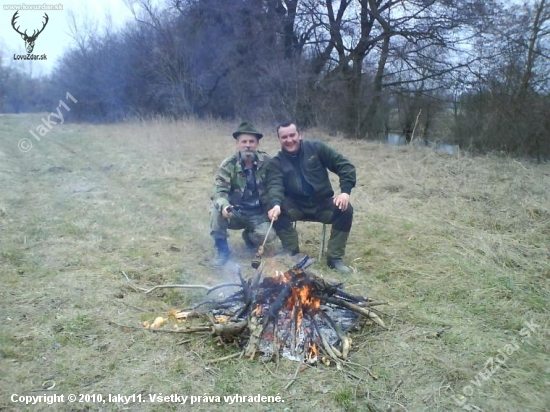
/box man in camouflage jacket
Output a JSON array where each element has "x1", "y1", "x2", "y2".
[
  {"x1": 266, "y1": 122, "x2": 356, "y2": 274},
  {"x1": 210, "y1": 122, "x2": 276, "y2": 266}
]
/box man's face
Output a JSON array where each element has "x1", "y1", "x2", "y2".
[
  {"x1": 277, "y1": 124, "x2": 301, "y2": 154},
  {"x1": 236, "y1": 134, "x2": 259, "y2": 160}
]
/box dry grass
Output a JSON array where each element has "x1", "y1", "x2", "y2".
[{"x1": 0, "y1": 114, "x2": 548, "y2": 411}]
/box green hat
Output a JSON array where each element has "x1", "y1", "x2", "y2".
[{"x1": 232, "y1": 122, "x2": 263, "y2": 139}]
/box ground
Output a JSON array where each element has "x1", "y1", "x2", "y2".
[{"x1": 0, "y1": 114, "x2": 548, "y2": 411}]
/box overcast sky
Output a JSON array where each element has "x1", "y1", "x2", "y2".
[{"x1": 0, "y1": 0, "x2": 135, "y2": 77}]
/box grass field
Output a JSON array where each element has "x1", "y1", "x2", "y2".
[{"x1": 0, "y1": 114, "x2": 548, "y2": 411}]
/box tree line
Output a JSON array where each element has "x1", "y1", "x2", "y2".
[{"x1": 1, "y1": 0, "x2": 549, "y2": 160}]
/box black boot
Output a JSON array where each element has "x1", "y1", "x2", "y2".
[{"x1": 213, "y1": 238, "x2": 230, "y2": 267}]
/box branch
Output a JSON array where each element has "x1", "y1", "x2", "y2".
[
  {"x1": 324, "y1": 297, "x2": 387, "y2": 328},
  {"x1": 120, "y1": 272, "x2": 240, "y2": 295},
  {"x1": 205, "y1": 352, "x2": 243, "y2": 364},
  {"x1": 108, "y1": 320, "x2": 212, "y2": 333}
]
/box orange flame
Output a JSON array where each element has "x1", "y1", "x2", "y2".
[
  {"x1": 307, "y1": 342, "x2": 319, "y2": 361},
  {"x1": 252, "y1": 303, "x2": 262, "y2": 316},
  {"x1": 298, "y1": 285, "x2": 321, "y2": 311},
  {"x1": 285, "y1": 284, "x2": 321, "y2": 313}
]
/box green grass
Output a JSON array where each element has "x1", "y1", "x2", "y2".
[{"x1": 0, "y1": 113, "x2": 548, "y2": 411}]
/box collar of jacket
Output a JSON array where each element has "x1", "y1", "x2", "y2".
[{"x1": 281, "y1": 142, "x2": 303, "y2": 159}]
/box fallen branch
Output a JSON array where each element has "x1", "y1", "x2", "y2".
[
  {"x1": 132, "y1": 282, "x2": 243, "y2": 295},
  {"x1": 142, "y1": 284, "x2": 209, "y2": 294},
  {"x1": 391, "y1": 379, "x2": 404, "y2": 396},
  {"x1": 312, "y1": 316, "x2": 340, "y2": 363},
  {"x1": 319, "y1": 310, "x2": 350, "y2": 359},
  {"x1": 341, "y1": 359, "x2": 379, "y2": 380},
  {"x1": 120, "y1": 270, "x2": 241, "y2": 296},
  {"x1": 205, "y1": 351, "x2": 243, "y2": 364},
  {"x1": 284, "y1": 362, "x2": 304, "y2": 390},
  {"x1": 245, "y1": 313, "x2": 264, "y2": 359},
  {"x1": 358, "y1": 300, "x2": 388, "y2": 307},
  {"x1": 211, "y1": 319, "x2": 248, "y2": 337},
  {"x1": 325, "y1": 297, "x2": 387, "y2": 328},
  {"x1": 121, "y1": 271, "x2": 131, "y2": 282},
  {"x1": 108, "y1": 320, "x2": 212, "y2": 334},
  {"x1": 120, "y1": 271, "x2": 141, "y2": 292}
]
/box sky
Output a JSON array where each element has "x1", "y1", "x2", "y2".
[{"x1": 0, "y1": 0, "x2": 135, "y2": 76}]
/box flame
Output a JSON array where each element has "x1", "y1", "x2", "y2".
[
  {"x1": 255, "y1": 267, "x2": 326, "y2": 363},
  {"x1": 297, "y1": 285, "x2": 321, "y2": 311},
  {"x1": 285, "y1": 284, "x2": 321, "y2": 313},
  {"x1": 252, "y1": 304, "x2": 262, "y2": 316},
  {"x1": 281, "y1": 271, "x2": 291, "y2": 283},
  {"x1": 282, "y1": 282, "x2": 322, "y2": 334},
  {"x1": 215, "y1": 315, "x2": 230, "y2": 323},
  {"x1": 307, "y1": 342, "x2": 319, "y2": 361}
]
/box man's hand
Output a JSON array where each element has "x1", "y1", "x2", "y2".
[
  {"x1": 268, "y1": 205, "x2": 281, "y2": 221},
  {"x1": 222, "y1": 205, "x2": 233, "y2": 219},
  {"x1": 333, "y1": 193, "x2": 350, "y2": 211}
]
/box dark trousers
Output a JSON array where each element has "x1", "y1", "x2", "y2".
[{"x1": 273, "y1": 197, "x2": 353, "y2": 258}]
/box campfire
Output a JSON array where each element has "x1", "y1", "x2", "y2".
[{"x1": 122, "y1": 256, "x2": 387, "y2": 366}]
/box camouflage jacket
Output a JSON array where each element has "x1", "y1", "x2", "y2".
[{"x1": 211, "y1": 150, "x2": 271, "y2": 213}]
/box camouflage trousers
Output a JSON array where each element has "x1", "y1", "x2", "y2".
[
  {"x1": 272, "y1": 197, "x2": 353, "y2": 259},
  {"x1": 210, "y1": 206, "x2": 276, "y2": 247}
]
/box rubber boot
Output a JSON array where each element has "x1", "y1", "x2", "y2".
[
  {"x1": 327, "y1": 257, "x2": 351, "y2": 274},
  {"x1": 213, "y1": 238, "x2": 230, "y2": 267},
  {"x1": 327, "y1": 228, "x2": 351, "y2": 273}
]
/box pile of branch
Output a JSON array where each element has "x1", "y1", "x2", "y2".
[{"x1": 119, "y1": 257, "x2": 387, "y2": 366}]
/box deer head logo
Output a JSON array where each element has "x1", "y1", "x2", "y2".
[{"x1": 11, "y1": 11, "x2": 49, "y2": 54}]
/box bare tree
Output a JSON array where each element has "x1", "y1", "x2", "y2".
[
  {"x1": 288, "y1": 0, "x2": 495, "y2": 137},
  {"x1": 451, "y1": 0, "x2": 550, "y2": 160}
]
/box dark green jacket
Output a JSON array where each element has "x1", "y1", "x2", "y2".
[
  {"x1": 212, "y1": 150, "x2": 271, "y2": 213},
  {"x1": 266, "y1": 140, "x2": 356, "y2": 208}
]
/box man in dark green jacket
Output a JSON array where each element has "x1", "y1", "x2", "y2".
[
  {"x1": 266, "y1": 122, "x2": 356, "y2": 273},
  {"x1": 210, "y1": 122, "x2": 276, "y2": 267}
]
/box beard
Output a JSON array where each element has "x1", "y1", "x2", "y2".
[{"x1": 240, "y1": 149, "x2": 256, "y2": 160}]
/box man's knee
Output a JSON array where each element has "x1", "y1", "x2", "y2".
[
  {"x1": 251, "y1": 222, "x2": 277, "y2": 245},
  {"x1": 211, "y1": 205, "x2": 248, "y2": 238},
  {"x1": 332, "y1": 203, "x2": 353, "y2": 231},
  {"x1": 273, "y1": 213, "x2": 293, "y2": 231},
  {"x1": 262, "y1": 228, "x2": 277, "y2": 243},
  {"x1": 268, "y1": 229, "x2": 277, "y2": 243},
  {"x1": 250, "y1": 231, "x2": 276, "y2": 245},
  {"x1": 342, "y1": 203, "x2": 353, "y2": 218},
  {"x1": 210, "y1": 207, "x2": 226, "y2": 236}
]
